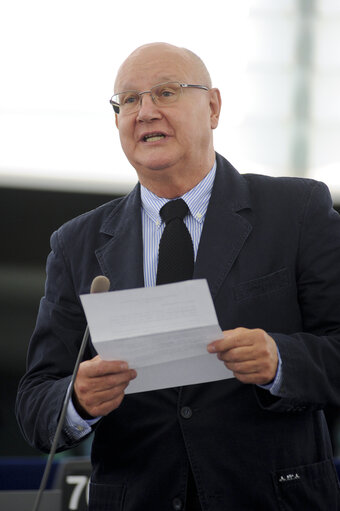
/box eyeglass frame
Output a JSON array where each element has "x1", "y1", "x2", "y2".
[{"x1": 109, "y1": 81, "x2": 210, "y2": 115}]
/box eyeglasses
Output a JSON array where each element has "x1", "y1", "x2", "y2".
[{"x1": 110, "y1": 81, "x2": 210, "y2": 115}]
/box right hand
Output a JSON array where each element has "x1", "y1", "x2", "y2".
[{"x1": 73, "y1": 355, "x2": 137, "y2": 419}]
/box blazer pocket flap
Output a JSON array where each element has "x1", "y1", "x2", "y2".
[
  {"x1": 89, "y1": 482, "x2": 126, "y2": 511},
  {"x1": 272, "y1": 459, "x2": 340, "y2": 510},
  {"x1": 233, "y1": 268, "x2": 290, "y2": 302}
]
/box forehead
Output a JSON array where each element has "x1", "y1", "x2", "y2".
[{"x1": 115, "y1": 47, "x2": 197, "y2": 92}]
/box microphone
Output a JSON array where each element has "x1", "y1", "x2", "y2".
[
  {"x1": 90, "y1": 275, "x2": 111, "y2": 294},
  {"x1": 32, "y1": 275, "x2": 110, "y2": 511}
]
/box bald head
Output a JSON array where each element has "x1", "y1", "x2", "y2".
[
  {"x1": 112, "y1": 41, "x2": 221, "y2": 198},
  {"x1": 114, "y1": 42, "x2": 212, "y2": 92},
  {"x1": 180, "y1": 47, "x2": 212, "y2": 88}
]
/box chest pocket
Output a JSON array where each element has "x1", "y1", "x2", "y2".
[{"x1": 233, "y1": 268, "x2": 290, "y2": 302}]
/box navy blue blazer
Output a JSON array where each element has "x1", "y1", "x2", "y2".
[{"x1": 16, "y1": 154, "x2": 340, "y2": 510}]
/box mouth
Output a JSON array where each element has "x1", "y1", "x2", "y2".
[{"x1": 141, "y1": 132, "x2": 167, "y2": 143}]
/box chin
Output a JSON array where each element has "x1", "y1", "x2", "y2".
[{"x1": 135, "y1": 156, "x2": 179, "y2": 173}]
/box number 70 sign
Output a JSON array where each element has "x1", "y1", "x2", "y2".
[{"x1": 65, "y1": 475, "x2": 89, "y2": 510}]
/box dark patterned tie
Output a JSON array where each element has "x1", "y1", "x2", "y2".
[
  {"x1": 156, "y1": 199, "x2": 201, "y2": 510},
  {"x1": 156, "y1": 199, "x2": 194, "y2": 285}
]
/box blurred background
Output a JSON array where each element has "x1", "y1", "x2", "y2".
[{"x1": 1, "y1": 0, "x2": 340, "y2": 465}]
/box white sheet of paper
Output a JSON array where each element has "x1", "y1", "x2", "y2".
[{"x1": 80, "y1": 279, "x2": 234, "y2": 393}]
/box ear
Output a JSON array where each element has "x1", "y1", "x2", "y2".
[{"x1": 209, "y1": 88, "x2": 222, "y2": 130}]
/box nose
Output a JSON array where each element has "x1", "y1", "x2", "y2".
[{"x1": 136, "y1": 92, "x2": 162, "y2": 122}]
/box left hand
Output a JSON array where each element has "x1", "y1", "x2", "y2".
[{"x1": 207, "y1": 327, "x2": 278, "y2": 385}]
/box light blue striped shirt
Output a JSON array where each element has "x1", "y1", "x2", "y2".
[
  {"x1": 66, "y1": 160, "x2": 282, "y2": 437},
  {"x1": 141, "y1": 162, "x2": 217, "y2": 288}
]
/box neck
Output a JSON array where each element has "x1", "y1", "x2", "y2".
[
  {"x1": 141, "y1": 178, "x2": 201, "y2": 199},
  {"x1": 138, "y1": 158, "x2": 215, "y2": 199}
]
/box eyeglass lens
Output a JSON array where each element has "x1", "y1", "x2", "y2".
[{"x1": 113, "y1": 82, "x2": 182, "y2": 113}]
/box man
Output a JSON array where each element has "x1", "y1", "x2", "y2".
[{"x1": 16, "y1": 43, "x2": 340, "y2": 510}]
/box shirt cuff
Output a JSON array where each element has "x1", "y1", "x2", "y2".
[
  {"x1": 65, "y1": 387, "x2": 102, "y2": 440},
  {"x1": 258, "y1": 347, "x2": 282, "y2": 396}
]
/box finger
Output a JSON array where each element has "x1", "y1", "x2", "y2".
[
  {"x1": 89, "y1": 392, "x2": 126, "y2": 417},
  {"x1": 81, "y1": 389, "x2": 127, "y2": 417},
  {"x1": 223, "y1": 356, "x2": 277, "y2": 385},
  {"x1": 90, "y1": 369, "x2": 138, "y2": 393},
  {"x1": 217, "y1": 346, "x2": 256, "y2": 364},
  {"x1": 80, "y1": 381, "x2": 130, "y2": 411},
  {"x1": 81, "y1": 357, "x2": 131, "y2": 378},
  {"x1": 222, "y1": 359, "x2": 260, "y2": 375},
  {"x1": 76, "y1": 368, "x2": 137, "y2": 395},
  {"x1": 207, "y1": 328, "x2": 252, "y2": 353}
]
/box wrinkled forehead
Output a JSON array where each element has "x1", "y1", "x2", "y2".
[{"x1": 114, "y1": 46, "x2": 205, "y2": 93}]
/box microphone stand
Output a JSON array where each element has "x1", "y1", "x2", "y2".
[
  {"x1": 32, "y1": 275, "x2": 110, "y2": 511},
  {"x1": 32, "y1": 325, "x2": 90, "y2": 511}
]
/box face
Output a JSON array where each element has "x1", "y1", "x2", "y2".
[{"x1": 114, "y1": 44, "x2": 221, "y2": 194}]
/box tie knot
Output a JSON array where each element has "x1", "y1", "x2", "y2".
[{"x1": 160, "y1": 199, "x2": 189, "y2": 224}]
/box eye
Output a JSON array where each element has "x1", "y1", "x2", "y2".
[
  {"x1": 158, "y1": 86, "x2": 176, "y2": 98},
  {"x1": 154, "y1": 83, "x2": 181, "y2": 103},
  {"x1": 121, "y1": 93, "x2": 138, "y2": 105}
]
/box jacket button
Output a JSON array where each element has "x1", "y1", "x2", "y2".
[
  {"x1": 180, "y1": 406, "x2": 192, "y2": 419},
  {"x1": 172, "y1": 497, "x2": 183, "y2": 510}
]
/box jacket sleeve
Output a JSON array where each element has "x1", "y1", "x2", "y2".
[
  {"x1": 255, "y1": 181, "x2": 340, "y2": 412},
  {"x1": 15, "y1": 228, "x2": 94, "y2": 453}
]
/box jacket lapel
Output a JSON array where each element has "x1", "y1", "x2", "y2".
[
  {"x1": 94, "y1": 154, "x2": 252, "y2": 297},
  {"x1": 95, "y1": 184, "x2": 145, "y2": 291},
  {"x1": 194, "y1": 154, "x2": 252, "y2": 299}
]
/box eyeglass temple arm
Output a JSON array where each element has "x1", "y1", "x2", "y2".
[{"x1": 180, "y1": 84, "x2": 210, "y2": 91}]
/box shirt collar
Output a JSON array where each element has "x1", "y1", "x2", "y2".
[{"x1": 141, "y1": 161, "x2": 216, "y2": 227}]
